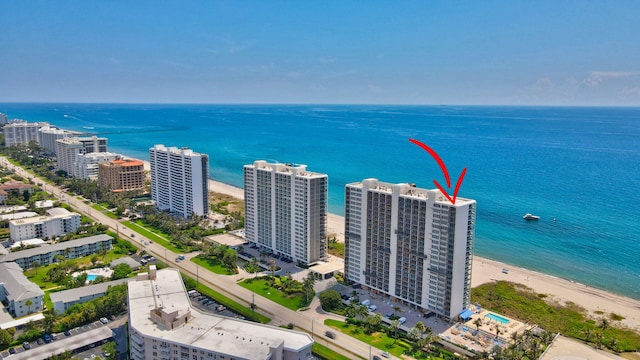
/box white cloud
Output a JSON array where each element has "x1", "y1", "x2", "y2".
[
  {"x1": 620, "y1": 86, "x2": 640, "y2": 99},
  {"x1": 583, "y1": 71, "x2": 640, "y2": 87},
  {"x1": 202, "y1": 37, "x2": 255, "y2": 55}
]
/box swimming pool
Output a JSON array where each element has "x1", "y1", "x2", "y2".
[
  {"x1": 86, "y1": 274, "x2": 99, "y2": 281},
  {"x1": 486, "y1": 313, "x2": 510, "y2": 324}
]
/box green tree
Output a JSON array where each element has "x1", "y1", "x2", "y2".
[
  {"x1": 25, "y1": 299, "x2": 33, "y2": 314},
  {"x1": 111, "y1": 263, "x2": 132, "y2": 280},
  {"x1": 319, "y1": 290, "x2": 342, "y2": 311},
  {"x1": 32, "y1": 260, "x2": 40, "y2": 275},
  {"x1": 0, "y1": 329, "x2": 13, "y2": 347},
  {"x1": 102, "y1": 341, "x2": 117, "y2": 359},
  {"x1": 389, "y1": 319, "x2": 401, "y2": 344}
]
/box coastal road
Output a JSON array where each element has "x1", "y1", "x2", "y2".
[{"x1": 2, "y1": 157, "x2": 390, "y2": 360}]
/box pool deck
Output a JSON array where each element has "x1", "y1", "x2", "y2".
[
  {"x1": 439, "y1": 309, "x2": 535, "y2": 353},
  {"x1": 71, "y1": 267, "x2": 114, "y2": 281}
]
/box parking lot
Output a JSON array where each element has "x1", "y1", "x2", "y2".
[
  {"x1": 188, "y1": 291, "x2": 246, "y2": 320},
  {"x1": 335, "y1": 284, "x2": 452, "y2": 335},
  {"x1": 0, "y1": 320, "x2": 113, "y2": 360}
]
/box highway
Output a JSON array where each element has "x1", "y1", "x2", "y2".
[{"x1": 1, "y1": 156, "x2": 394, "y2": 360}]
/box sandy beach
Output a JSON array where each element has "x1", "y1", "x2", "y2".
[
  {"x1": 207, "y1": 177, "x2": 640, "y2": 332},
  {"x1": 141, "y1": 159, "x2": 640, "y2": 332}
]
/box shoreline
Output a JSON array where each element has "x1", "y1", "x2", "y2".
[{"x1": 140, "y1": 160, "x2": 640, "y2": 331}]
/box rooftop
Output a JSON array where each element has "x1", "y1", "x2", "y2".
[
  {"x1": 0, "y1": 262, "x2": 44, "y2": 301},
  {"x1": 0, "y1": 234, "x2": 112, "y2": 263},
  {"x1": 129, "y1": 268, "x2": 313, "y2": 357},
  {"x1": 50, "y1": 278, "x2": 128, "y2": 305},
  {"x1": 348, "y1": 178, "x2": 476, "y2": 206}
]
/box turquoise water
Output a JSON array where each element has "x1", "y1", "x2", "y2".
[
  {"x1": 486, "y1": 313, "x2": 510, "y2": 324},
  {"x1": 1, "y1": 103, "x2": 639, "y2": 300},
  {"x1": 86, "y1": 274, "x2": 99, "y2": 281}
]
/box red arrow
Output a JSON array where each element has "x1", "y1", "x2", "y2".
[{"x1": 409, "y1": 138, "x2": 467, "y2": 204}]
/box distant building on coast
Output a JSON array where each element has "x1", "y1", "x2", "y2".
[
  {"x1": 4, "y1": 120, "x2": 50, "y2": 147},
  {"x1": 55, "y1": 136, "x2": 108, "y2": 176},
  {"x1": 98, "y1": 157, "x2": 145, "y2": 192},
  {"x1": 75, "y1": 152, "x2": 119, "y2": 180},
  {"x1": 244, "y1": 160, "x2": 328, "y2": 265},
  {"x1": 38, "y1": 126, "x2": 75, "y2": 155},
  {"x1": 344, "y1": 179, "x2": 476, "y2": 321},
  {"x1": 0, "y1": 112, "x2": 8, "y2": 125},
  {"x1": 149, "y1": 144, "x2": 209, "y2": 218},
  {"x1": 128, "y1": 266, "x2": 313, "y2": 360}
]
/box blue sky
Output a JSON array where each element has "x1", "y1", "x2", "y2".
[{"x1": 1, "y1": 1, "x2": 639, "y2": 105}]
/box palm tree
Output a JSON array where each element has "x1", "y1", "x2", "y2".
[
  {"x1": 32, "y1": 261, "x2": 40, "y2": 275},
  {"x1": 599, "y1": 318, "x2": 610, "y2": 331},
  {"x1": 268, "y1": 258, "x2": 277, "y2": 278},
  {"x1": 356, "y1": 304, "x2": 370, "y2": 321},
  {"x1": 389, "y1": 319, "x2": 401, "y2": 343},
  {"x1": 495, "y1": 324, "x2": 502, "y2": 339},
  {"x1": 415, "y1": 321, "x2": 426, "y2": 334},
  {"x1": 473, "y1": 317, "x2": 483, "y2": 332}
]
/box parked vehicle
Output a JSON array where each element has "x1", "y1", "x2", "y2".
[
  {"x1": 398, "y1": 317, "x2": 406, "y2": 324},
  {"x1": 100, "y1": 317, "x2": 109, "y2": 324},
  {"x1": 360, "y1": 299, "x2": 370, "y2": 306},
  {"x1": 368, "y1": 305, "x2": 377, "y2": 312},
  {"x1": 22, "y1": 342, "x2": 31, "y2": 350}
]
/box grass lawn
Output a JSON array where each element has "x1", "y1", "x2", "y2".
[
  {"x1": 24, "y1": 250, "x2": 127, "y2": 290},
  {"x1": 91, "y1": 203, "x2": 118, "y2": 219},
  {"x1": 311, "y1": 343, "x2": 354, "y2": 360},
  {"x1": 191, "y1": 256, "x2": 237, "y2": 275},
  {"x1": 328, "y1": 241, "x2": 344, "y2": 257},
  {"x1": 121, "y1": 220, "x2": 183, "y2": 253},
  {"x1": 472, "y1": 281, "x2": 640, "y2": 352},
  {"x1": 324, "y1": 319, "x2": 412, "y2": 358},
  {"x1": 238, "y1": 277, "x2": 306, "y2": 311}
]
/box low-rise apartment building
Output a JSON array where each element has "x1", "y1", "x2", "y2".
[
  {"x1": 50, "y1": 278, "x2": 128, "y2": 315},
  {"x1": 9, "y1": 207, "x2": 81, "y2": 242},
  {"x1": 0, "y1": 262, "x2": 44, "y2": 317},
  {"x1": 0, "y1": 234, "x2": 113, "y2": 270}
]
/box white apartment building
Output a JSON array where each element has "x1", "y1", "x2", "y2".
[
  {"x1": 55, "y1": 136, "x2": 108, "y2": 175},
  {"x1": 9, "y1": 207, "x2": 81, "y2": 242},
  {"x1": 0, "y1": 262, "x2": 44, "y2": 317},
  {"x1": 244, "y1": 161, "x2": 328, "y2": 265},
  {"x1": 344, "y1": 179, "x2": 476, "y2": 320},
  {"x1": 4, "y1": 120, "x2": 49, "y2": 147},
  {"x1": 0, "y1": 112, "x2": 8, "y2": 125},
  {"x1": 128, "y1": 267, "x2": 314, "y2": 360},
  {"x1": 38, "y1": 126, "x2": 74, "y2": 155},
  {"x1": 0, "y1": 234, "x2": 113, "y2": 270},
  {"x1": 74, "y1": 152, "x2": 119, "y2": 179},
  {"x1": 149, "y1": 145, "x2": 209, "y2": 218}
]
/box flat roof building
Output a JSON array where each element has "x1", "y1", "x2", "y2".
[
  {"x1": 74, "y1": 152, "x2": 119, "y2": 180},
  {"x1": 55, "y1": 136, "x2": 108, "y2": 176},
  {"x1": 9, "y1": 207, "x2": 81, "y2": 242},
  {"x1": 38, "y1": 126, "x2": 75, "y2": 155},
  {"x1": 128, "y1": 267, "x2": 313, "y2": 360},
  {"x1": 4, "y1": 120, "x2": 49, "y2": 147},
  {"x1": 344, "y1": 179, "x2": 476, "y2": 321},
  {"x1": 149, "y1": 145, "x2": 209, "y2": 218},
  {"x1": 244, "y1": 161, "x2": 328, "y2": 265}
]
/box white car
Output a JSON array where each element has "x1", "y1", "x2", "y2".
[{"x1": 100, "y1": 317, "x2": 109, "y2": 324}]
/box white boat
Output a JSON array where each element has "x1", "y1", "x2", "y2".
[{"x1": 523, "y1": 213, "x2": 540, "y2": 220}]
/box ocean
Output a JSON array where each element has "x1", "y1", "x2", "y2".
[{"x1": 2, "y1": 103, "x2": 639, "y2": 299}]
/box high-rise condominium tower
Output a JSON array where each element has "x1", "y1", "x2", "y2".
[
  {"x1": 244, "y1": 161, "x2": 328, "y2": 265},
  {"x1": 344, "y1": 179, "x2": 476, "y2": 320},
  {"x1": 149, "y1": 145, "x2": 209, "y2": 218}
]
